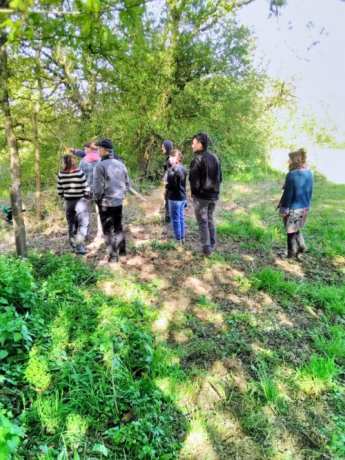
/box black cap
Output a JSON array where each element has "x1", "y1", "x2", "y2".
[{"x1": 95, "y1": 138, "x2": 114, "y2": 150}]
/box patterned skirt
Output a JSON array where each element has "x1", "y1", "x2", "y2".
[{"x1": 284, "y1": 207, "x2": 309, "y2": 234}]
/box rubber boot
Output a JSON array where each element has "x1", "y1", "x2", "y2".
[{"x1": 296, "y1": 232, "x2": 307, "y2": 254}]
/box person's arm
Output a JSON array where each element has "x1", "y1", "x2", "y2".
[
  {"x1": 79, "y1": 170, "x2": 90, "y2": 198},
  {"x1": 93, "y1": 164, "x2": 104, "y2": 202},
  {"x1": 57, "y1": 173, "x2": 64, "y2": 198},
  {"x1": 189, "y1": 157, "x2": 201, "y2": 197},
  {"x1": 219, "y1": 161, "x2": 223, "y2": 183},
  {"x1": 69, "y1": 148, "x2": 86, "y2": 158},
  {"x1": 279, "y1": 172, "x2": 294, "y2": 216}
]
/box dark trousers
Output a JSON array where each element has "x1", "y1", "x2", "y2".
[
  {"x1": 164, "y1": 188, "x2": 170, "y2": 221},
  {"x1": 287, "y1": 230, "x2": 300, "y2": 251},
  {"x1": 98, "y1": 204, "x2": 126, "y2": 260},
  {"x1": 65, "y1": 198, "x2": 89, "y2": 245},
  {"x1": 193, "y1": 197, "x2": 218, "y2": 251}
]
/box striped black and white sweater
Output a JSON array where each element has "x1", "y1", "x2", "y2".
[{"x1": 57, "y1": 169, "x2": 90, "y2": 200}]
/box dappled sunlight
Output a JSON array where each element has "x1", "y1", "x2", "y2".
[
  {"x1": 180, "y1": 418, "x2": 220, "y2": 460},
  {"x1": 275, "y1": 256, "x2": 306, "y2": 277}
]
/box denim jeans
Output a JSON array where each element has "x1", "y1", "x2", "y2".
[
  {"x1": 168, "y1": 200, "x2": 186, "y2": 241},
  {"x1": 193, "y1": 197, "x2": 218, "y2": 249}
]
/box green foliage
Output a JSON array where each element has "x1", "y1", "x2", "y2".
[
  {"x1": 0, "y1": 405, "x2": 24, "y2": 460},
  {"x1": 301, "y1": 283, "x2": 345, "y2": 315},
  {"x1": 297, "y1": 355, "x2": 340, "y2": 395},
  {"x1": 252, "y1": 267, "x2": 299, "y2": 296},
  {"x1": 312, "y1": 326, "x2": 345, "y2": 360},
  {"x1": 0, "y1": 254, "x2": 186, "y2": 458}
]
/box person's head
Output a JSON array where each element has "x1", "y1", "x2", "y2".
[
  {"x1": 288, "y1": 148, "x2": 307, "y2": 171},
  {"x1": 94, "y1": 138, "x2": 114, "y2": 158},
  {"x1": 169, "y1": 149, "x2": 183, "y2": 166},
  {"x1": 62, "y1": 154, "x2": 77, "y2": 171},
  {"x1": 83, "y1": 141, "x2": 94, "y2": 154},
  {"x1": 192, "y1": 133, "x2": 210, "y2": 152},
  {"x1": 162, "y1": 140, "x2": 173, "y2": 156}
]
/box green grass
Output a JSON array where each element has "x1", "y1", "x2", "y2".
[
  {"x1": 2, "y1": 171, "x2": 345, "y2": 460},
  {"x1": 312, "y1": 326, "x2": 345, "y2": 359}
]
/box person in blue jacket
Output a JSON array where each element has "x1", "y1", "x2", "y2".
[{"x1": 278, "y1": 148, "x2": 313, "y2": 260}]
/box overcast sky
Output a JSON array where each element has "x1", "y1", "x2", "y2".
[{"x1": 237, "y1": 0, "x2": 345, "y2": 130}]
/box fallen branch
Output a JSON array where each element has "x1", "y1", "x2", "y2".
[{"x1": 129, "y1": 187, "x2": 147, "y2": 202}]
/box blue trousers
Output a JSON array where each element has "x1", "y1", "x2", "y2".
[{"x1": 168, "y1": 200, "x2": 186, "y2": 241}]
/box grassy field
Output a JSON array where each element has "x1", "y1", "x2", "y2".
[{"x1": 1, "y1": 171, "x2": 345, "y2": 459}]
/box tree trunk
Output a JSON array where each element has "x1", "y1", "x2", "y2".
[
  {"x1": 34, "y1": 119, "x2": 41, "y2": 220},
  {"x1": 0, "y1": 37, "x2": 27, "y2": 258}
]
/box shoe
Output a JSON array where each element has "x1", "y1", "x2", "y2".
[
  {"x1": 279, "y1": 250, "x2": 296, "y2": 260},
  {"x1": 108, "y1": 256, "x2": 119, "y2": 263},
  {"x1": 181, "y1": 237, "x2": 186, "y2": 244},
  {"x1": 75, "y1": 246, "x2": 88, "y2": 255},
  {"x1": 202, "y1": 245, "x2": 213, "y2": 257}
]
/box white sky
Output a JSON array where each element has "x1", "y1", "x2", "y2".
[{"x1": 237, "y1": 0, "x2": 345, "y2": 128}]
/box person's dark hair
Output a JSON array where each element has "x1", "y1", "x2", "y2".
[
  {"x1": 193, "y1": 133, "x2": 210, "y2": 150},
  {"x1": 83, "y1": 141, "x2": 93, "y2": 148},
  {"x1": 170, "y1": 149, "x2": 183, "y2": 164},
  {"x1": 62, "y1": 154, "x2": 77, "y2": 171}
]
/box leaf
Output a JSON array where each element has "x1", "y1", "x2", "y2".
[
  {"x1": 13, "y1": 333, "x2": 22, "y2": 342},
  {"x1": 0, "y1": 350, "x2": 9, "y2": 360},
  {"x1": 0, "y1": 297, "x2": 8, "y2": 304},
  {"x1": 73, "y1": 451, "x2": 80, "y2": 460},
  {"x1": 92, "y1": 444, "x2": 108, "y2": 456}
]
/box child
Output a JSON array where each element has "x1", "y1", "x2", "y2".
[
  {"x1": 278, "y1": 148, "x2": 313, "y2": 260},
  {"x1": 166, "y1": 149, "x2": 187, "y2": 243},
  {"x1": 57, "y1": 154, "x2": 90, "y2": 254}
]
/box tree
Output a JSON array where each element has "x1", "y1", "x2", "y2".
[{"x1": 0, "y1": 0, "x2": 27, "y2": 257}]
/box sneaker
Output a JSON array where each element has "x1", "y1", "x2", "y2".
[
  {"x1": 108, "y1": 256, "x2": 119, "y2": 263},
  {"x1": 75, "y1": 246, "x2": 88, "y2": 255},
  {"x1": 181, "y1": 237, "x2": 186, "y2": 244}
]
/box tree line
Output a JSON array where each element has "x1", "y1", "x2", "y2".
[{"x1": 1, "y1": 0, "x2": 293, "y2": 257}]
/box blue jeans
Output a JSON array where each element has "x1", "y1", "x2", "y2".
[{"x1": 168, "y1": 200, "x2": 186, "y2": 241}]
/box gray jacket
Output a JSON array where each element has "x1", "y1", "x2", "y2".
[{"x1": 93, "y1": 155, "x2": 130, "y2": 207}]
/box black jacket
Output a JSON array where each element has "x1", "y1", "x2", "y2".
[
  {"x1": 166, "y1": 165, "x2": 187, "y2": 201},
  {"x1": 189, "y1": 149, "x2": 222, "y2": 200}
]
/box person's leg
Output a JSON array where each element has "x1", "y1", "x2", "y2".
[
  {"x1": 113, "y1": 205, "x2": 126, "y2": 257},
  {"x1": 74, "y1": 198, "x2": 89, "y2": 253},
  {"x1": 179, "y1": 201, "x2": 186, "y2": 243},
  {"x1": 193, "y1": 197, "x2": 211, "y2": 254},
  {"x1": 164, "y1": 188, "x2": 170, "y2": 223},
  {"x1": 208, "y1": 200, "x2": 218, "y2": 252},
  {"x1": 99, "y1": 205, "x2": 117, "y2": 261},
  {"x1": 296, "y1": 230, "x2": 307, "y2": 253},
  {"x1": 86, "y1": 198, "x2": 93, "y2": 238},
  {"x1": 280, "y1": 232, "x2": 297, "y2": 259},
  {"x1": 169, "y1": 200, "x2": 182, "y2": 241},
  {"x1": 65, "y1": 199, "x2": 77, "y2": 248}
]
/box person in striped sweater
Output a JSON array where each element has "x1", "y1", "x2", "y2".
[{"x1": 57, "y1": 155, "x2": 90, "y2": 254}]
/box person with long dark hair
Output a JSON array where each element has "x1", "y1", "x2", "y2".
[
  {"x1": 278, "y1": 148, "x2": 314, "y2": 260},
  {"x1": 57, "y1": 155, "x2": 90, "y2": 254}
]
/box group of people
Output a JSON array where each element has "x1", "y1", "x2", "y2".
[
  {"x1": 57, "y1": 138, "x2": 129, "y2": 263},
  {"x1": 57, "y1": 131, "x2": 313, "y2": 264}
]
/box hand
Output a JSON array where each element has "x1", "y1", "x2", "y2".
[{"x1": 69, "y1": 148, "x2": 75, "y2": 153}]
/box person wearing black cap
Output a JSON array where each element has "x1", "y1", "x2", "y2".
[
  {"x1": 162, "y1": 140, "x2": 173, "y2": 223},
  {"x1": 93, "y1": 138, "x2": 130, "y2": 264}
]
